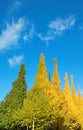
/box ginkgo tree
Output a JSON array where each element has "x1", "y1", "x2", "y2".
[{"x1": 13, "y1": 54, "x2": 59, "y2": 130}]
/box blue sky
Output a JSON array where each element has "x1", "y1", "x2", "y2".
[{"x1": 0, "y1": 0, "x2": 83, "y2": 101}]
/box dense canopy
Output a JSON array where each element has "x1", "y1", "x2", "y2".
[{"x1": 0, "y1": 54, "x2": 83, "y2": 130}]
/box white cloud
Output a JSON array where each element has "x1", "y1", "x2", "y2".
[
  {"x1": 29, "y1": 25, "x2": 35, "y2": 38},
  {"x1": 49, "y1": 16, "x2": 75, "y2": 34},
  {"x1": 0, "y1": 18, "x2": 25, "y2": 51},
  {"x1": 38, "y1": 16, "x2": 75, "y2": 43},
  {"x1": 23, "y1": 24, "x2": 35, "y2": 42},
  {"x1": 8, "y1": 54, "x2": 24, "y2": 67},
  {"x1": 23, "y1": 35, "x2": 29, "y2": 41},
  {"x1": 37, "y1": 33, "x2": 54, "y2": 42}
]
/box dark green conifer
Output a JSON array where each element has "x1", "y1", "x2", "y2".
[{"x1": 0, "y1": 64, "x2": 27, "y2": 129}]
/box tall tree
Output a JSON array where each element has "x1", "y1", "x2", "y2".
[
  {"x1": 77, "y1": 85, "x2": 83, "y2": 112},
  {"x1": 78, "y1": 85, "x2": 83, "y2": 103},
  {"x1": 71, "y1": 75, "x2": 77, "y2": 106},
  {"x1": 0, "y1": 64, "x2": 27, "y2": 129},
  {"x1": 64, "y1": 73, "x2": 71, "y2": 96},
  {"x1": 52, "y1": 59, "x2": 67, "y2": 130},
  {"x1": 13, "y1": 54, "x2": 58, "y2": 130},
  {"x1": 63, "y1": 72, "x2": 76, "y2": 111},
  {"x1": 35, "y1": 53, "x2": 48, "y2": 84},
  {"x1": 5, "y1": 64, "x2": 27, "y2": 110},
  {"x1": 52, "y1": 58, "x2": 60, "y2": 91},
  {"x1": 63, "y1": 73, "x2": 81, "y2": 130}
]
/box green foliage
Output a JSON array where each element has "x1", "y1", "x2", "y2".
[{"x1": 0, "y1": 64, "x2": 27, "y2": 129}]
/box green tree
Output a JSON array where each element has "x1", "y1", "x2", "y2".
[{"x1": 0, "y1": 64, "x2": 27, "y2": 129}]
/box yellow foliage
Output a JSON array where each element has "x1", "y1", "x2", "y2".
[
  {"x1": 10, "y1": 54, "x2": 83, "y2": 130},
  {"x1": 52, "y1": 58, "x2": 60, "y2": 90}
]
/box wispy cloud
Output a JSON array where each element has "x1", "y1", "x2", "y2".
[
  {"x1": 0, "y1": 18, "x2": 25, "y2": 51},
  {"x1": 14, "y1": 0, "x2": 21, "y2": 8},
  {"x1": 8, "y1": 54, "x2": 24, "y2": 67},
  {"x1": 23, "y1": 24, "x2": 35, "y2": 42},
  {"x1": 23, "y1": 35, "x2": 29, "y2": 41},
  {"x1": 49, "y1": 16, "x2": 75, "y2": 34},
  {"x1": 38, "y1": 33, "x2": 54, "y2": 43},
  {"x1": 7, "y1": 0, "x2": 22, "y2": 18},
  {"x1": 38, "y1": 16, "x2": 75, "y2": 43}
]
